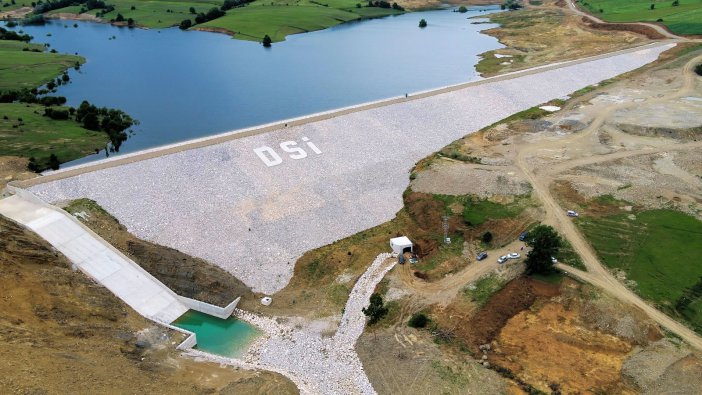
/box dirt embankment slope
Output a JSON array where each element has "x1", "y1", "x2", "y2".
[
  {"x1": 475, "y1": 0, "x2": 647, "y2": 76},
  {"x1": 63, "y1": 198, "x2": 255, "y2": 307},
  {"x1": 0, "y1": 215, "x2": 297, "y2": 394}
]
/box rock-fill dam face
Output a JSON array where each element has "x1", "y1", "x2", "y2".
[{"x1": 27, "y1": 43, "x2": 673, "y2": 294}]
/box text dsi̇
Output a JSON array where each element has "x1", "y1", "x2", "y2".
[{"x1": 253, "y1": 137, "x2": 322, "y2": 167}]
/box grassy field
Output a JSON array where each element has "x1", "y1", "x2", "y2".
[
  {"x1": 461, "y1": 195, "x2": 533, "y2": 227},
  {"x1": 577, "y1": 209, "x2": 702, "y2": 331},
  {"x1": 48, "y1": 0, "x2": 401, "y2": 41},
  {"x1": 0, "y1": 102, "x2": 108, "y2": 167},
  {"x1": 199, "y1": 0, "x2": 402, "y2": 42},
  {"x1": 577, "y1": 0, "x2": 702, "y2": 35},
  {"x1": 48, "y1": 0, "x2": 220, "y2": 29},
  {"x1": 0, "y1": 40, "x2": 83, "y2": 91}
]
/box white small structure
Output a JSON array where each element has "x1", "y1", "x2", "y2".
[
  {"x1": 260, "y1": 296, "x2": 272, "y2": 306},
  {"x1": 390, "y1": 236, "x2": 413, "y2": 254}
]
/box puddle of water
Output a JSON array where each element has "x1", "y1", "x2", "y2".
[{"x1": 173, "y1": 310, "x2": 261, "y2": 358}]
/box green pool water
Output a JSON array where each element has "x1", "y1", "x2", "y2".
[{"x1": 173, "y1": 311, "x2": 261, "y2": 358}]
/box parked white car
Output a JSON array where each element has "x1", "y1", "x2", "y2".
[
  {"x1": 497, "y1": 255, "x2": 508, "y2": 264},
  {"x1": 566, "y1": 210, "x2": 579, "y2": 217},
  {"x1": 508, "y1": 252, "x2": 520, "y2": 259}
]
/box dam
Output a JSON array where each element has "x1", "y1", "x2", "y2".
[{"x1": 19, "y1": 43, "x2": 673, "y2": 294}]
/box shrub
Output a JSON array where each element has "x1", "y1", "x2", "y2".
[
  {"x1": 695, "y1": 64, "x2": 702, "y2": 77},
  {"x1": 418, "y1": 18, "x2": 427, "y2": 28},
  {"x1": 179, "y1": 19, "x2": 192, "y2": 30},
  {"x1": 262, "y1": 34, "x2": 272, "y2": 47},
  {"x1": 457, "y1": 5, "x2": 467, "y2": 12},
  {"x1": 362, "y1": 293, "x2": 388, "y2": 325},
  {"x1": 48, "y1": 153, "x2": 60, "y2": 170},
  {"x1": 408, "y1": 312, "x2": 428, "y2": 328}
]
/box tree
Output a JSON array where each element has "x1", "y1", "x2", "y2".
[
  {"x1": 695, "y1": 64, "x2": 702, "y2": 76},
  {"x1": 189, "y1": 6, "x2": 196, "y2": 13},
  {"x1": 115, "y1": 13, "x2": 124, "y2": 22},
  {"x1": 672, "y1": 0, "x2": 679, "y2": 6},
  {"x1": 650, "y1": 3, "x2": 655, "y2": 9},
  {"x1": 27, "y1": 156, "x2": 40, "y2": 172},
  {"x1": 127, "y1": 18, "x2": 135, "y2": 27},
  {"x1": 179, "y1": 19, "x2": 192, "y2": 29},
  {"x1": 418, "y1": 18, "x2": 427, "y2": 28},
  {"x1": 524, "y1": 225, "x2": 562, "y2": 274},
  {"x1": 362, "y1": 293, "x2": 388, "y2": 325},
  {"x1": 82, "y1": 112, "x2": 100, "y2": 130},
  {"x1": 457, "y1": 5, "x2": 467, "y2": 12},
  {"x1": 262, "y1": 34, "x2": 272, "y2": 47},
  {"x1": 48, "y1": 153, "x2": 60, "y2": 170}
]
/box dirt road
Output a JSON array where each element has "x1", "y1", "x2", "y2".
[
  {"x1": 515, "y1": 54, "x2": 702, "y2": 351},
  {"x1": 397, "y1": 240, "x2": 525, "y2": 306}
]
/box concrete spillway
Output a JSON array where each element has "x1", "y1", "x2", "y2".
[{"x1": 22, "y1": 43, "x2": 674, "y2": 294}]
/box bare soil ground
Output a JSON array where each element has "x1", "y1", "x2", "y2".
[
  {"x1": 0, "y1": 156, "x2": 36, "y2": 190},
  {"x1": 476, "y1": 0, "x2": 647, "y2": 76},
  {"x1": 0, "y1": 215, "x2": 297, "y2": 394},
  {"x1": 354, "y1": 42, "x2": 702, "y2": 393},
  {"x1": 356, "y1": 326, "x2": 508, "y2": 395}
]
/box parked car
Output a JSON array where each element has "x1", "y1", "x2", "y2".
[
  {"x1": 567, "y1": 210, "x2": 579, "y2": 217},
  {"x1": 476, "y1": 251, "x2": 488, "y2": 261},
  {"x1": 508, "y1": 252, "x2": 520, "y2": 259},
  {"x1": 497, "y1": 255, "x2": 508, "y2": 264},
  {"x1": 551, "y1": 256, "x2": 558, "y2": 263},
  {"x1": 518, "y1": 231, "x2": 529, "y2": 241}
]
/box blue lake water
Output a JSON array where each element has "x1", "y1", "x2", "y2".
[{"x1": 7, "y1": 7, "x2": 502, "y2": 164}]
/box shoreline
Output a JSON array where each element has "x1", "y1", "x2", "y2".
[{"x1": 15, "y1": 41, "x2": 670, "y2": 189}]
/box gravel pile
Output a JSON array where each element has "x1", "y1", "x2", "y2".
[
  {"x1": 188, "y1": 254, "x2": 395, "y2": 394},
  {"x1": 28, "y1": 44, "x2": 672, "y2": 294}
]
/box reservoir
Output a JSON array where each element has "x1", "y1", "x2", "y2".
[{"x1": 7, "y1": 7, "x2": 502, "y2": 164}]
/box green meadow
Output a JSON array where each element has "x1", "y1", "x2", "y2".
[
  {"x1": 0, "y1": 39, "x2": 82, "y2": 91},
  {"x1": 577, "y1": 209, "x2": 702, "y2": 332},
  {"x1": 48, "y1": 0, "x2": 403, "y2": 41},
  {"x1": 0, "y1": 102, "x2": 108, "y2": 167},
  {"x1": 577, "y1": 0, "x2": 702, "y2": 35}
]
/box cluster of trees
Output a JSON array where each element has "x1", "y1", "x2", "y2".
[
  {"x1": 0, "y1": 26, "x2": 32, "y2": 41},
  {"x1": 21, "y1": 14, "x2": 46, "y2": 25},
  {"x1": 366, "y1": 0, "x2": 404, "y2": 10},
  {"x1": 33, "y1": 0, "x2": 106, "y2": 14},
  {"x1": 1, "y1": 87, "x2": 136, "y2": 160},
  {"x1": 74, "y1": 100, "x2": 136, "y2": 150},
  {"x1": 28, "y1": 154, "x2": 60, "y2": 171},
  {"x1": 222, "y1": 0, "x2": 254, "y2": 11},
  {"x1": 501, "y1": 0, "x2": 522, "y2": 10},
  {"x1": 0, "y1": 88, "x2": 67, "y2": 105},
  {"x1": 112, "y1": 13, "x2": 135, "y2": 26}
]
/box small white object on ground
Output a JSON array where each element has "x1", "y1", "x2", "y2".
[
  {"x1": 260, "y1": 296, "x2": 272, "y2": 306},
  {"x1": 539, "y1": 105, "x2": 561, "y2": 112}
]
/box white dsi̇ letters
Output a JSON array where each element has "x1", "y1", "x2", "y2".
[{"x1": 254, "y1": 136, "x2": 321, "y2": 167}]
